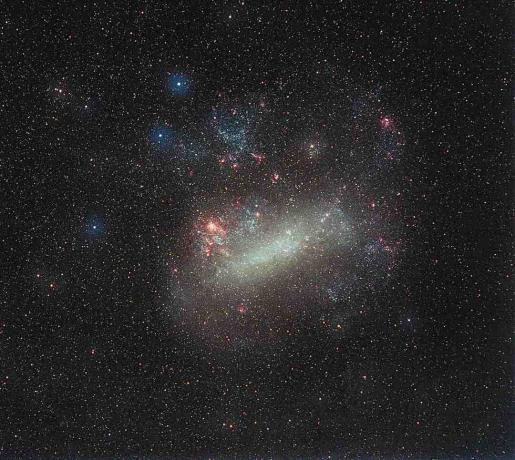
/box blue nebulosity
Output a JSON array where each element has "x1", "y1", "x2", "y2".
[
  {"x1": 326, "y1": 274, "x2": 359, "y2": 302},
  {"x1": 376, "y1": 129, "x2": 399, "y2": 167},
  {"x1": 241, "y1": 208, "x2": 259, "y2": 233},
  {"x1": 85, "y1": 214, "x2": 105, "y2": 237},
  {"x1": 150, "y1": 125, "x2": 174, "y2": 151},
  {"x1": 167, "y1": 73, "x2": 190, "y2": 96},
  {"x1": 149, "y1": 126, "x2": 206, "y2": 160},
  {"x1": 174, "y1": 133, "x2": 206, "y2": 162},
  {"x1": 363, "y1": 239, "x2": 391, "y2": 272},
  {"x1": 351, "y1": 97, "x2": 367, "y2": 119},
  {"x1": 214, "y1": 108, "x2": 251, "y2": 155}
]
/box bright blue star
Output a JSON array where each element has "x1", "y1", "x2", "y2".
[
  {"x1": 85, "y1": 215, "x2": 105, "y2": 237},
  {"x1": 150, "y1": 125, "x2": 174, "y2": 151},
  {"x1": 167, "y1": 73, "x2": 190, "y2": 96}
]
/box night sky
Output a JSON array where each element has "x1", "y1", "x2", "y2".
[{"x1": 2, "y1": 1, "x2": 512, "y2": 459}]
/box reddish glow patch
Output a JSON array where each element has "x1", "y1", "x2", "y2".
[
  {"x1": 206, "y1": 220, "x2": 226, "y2": 235},
  {"x1": 237, "y1": 303, "x2": 248, "y2": 314},
  {"x1": 271, "y1": 172, "x2": 280, "y2": 183},
  {"x1": 251, "y1": 153, "x2": 266, "y2": 164},
  {"x1": 218, "y1": 153, "x2": 240, "y2": 170},
  {"x1": 198, "y1": 217, "x2": 228, "y2": 258},
  {"x1": 204, "y1": 241, "x2": 215, "y2": 257},
  {"x1": 380, "y1": 115, "x2": 394, "y2": 130}
]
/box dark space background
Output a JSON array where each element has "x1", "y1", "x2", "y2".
[{"x1": 1, "y1": 1, "x2": 512, "y2": 459}]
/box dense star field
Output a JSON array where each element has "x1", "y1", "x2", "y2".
[{"x1": 2, "y1": 1, "x2": 512, "y2": 459}]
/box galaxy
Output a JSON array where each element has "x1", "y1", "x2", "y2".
[
  {"x1": 3, "y1": 2, "x2": 511, "y2": 459},
  {"x1": 153, "y1": 79, "x2": 409, "y2": 351},
  {"x1": 169, "y1": 170, "x2": 401, "y2": 348}
]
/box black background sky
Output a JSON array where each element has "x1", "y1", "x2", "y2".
[{"x1": 1, "y1": 1, "x2": 512, "y2": 459}]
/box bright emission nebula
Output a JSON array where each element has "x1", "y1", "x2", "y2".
[{"x1": 2, "y1": 1, "x2": 512, "y2": 459}]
